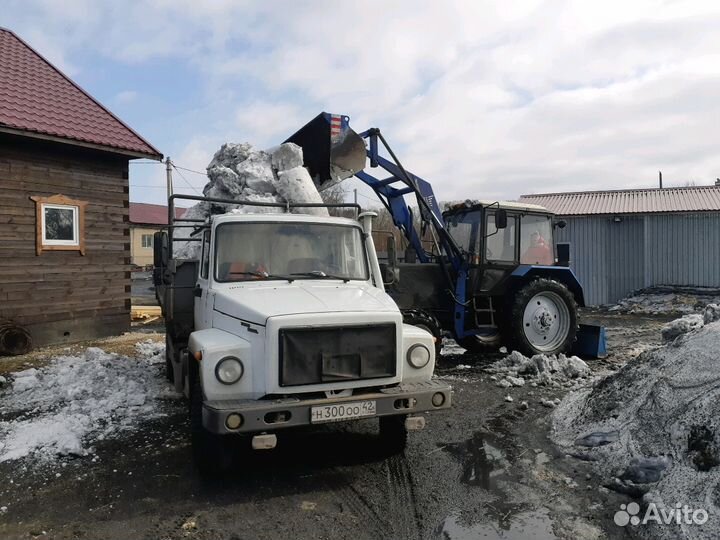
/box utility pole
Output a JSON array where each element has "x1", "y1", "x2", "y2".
[
  {"x1": 659, "y1": 170, "x2": 663, "y2": 189},
  {"x1": 165, "y1": 157, "x2": 173, "y2": 199}
]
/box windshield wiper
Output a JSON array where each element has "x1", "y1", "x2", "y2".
[
  {"x1": 289, "y1": 271, "x2": 351, "y2": 283},
  {"x1": 226, "y1": 271, "x2": 295, "y2": 283}
]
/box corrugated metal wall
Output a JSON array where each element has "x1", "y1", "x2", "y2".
[{"x1": 554, "y1": 212, "x2": 720, "y2": 305}]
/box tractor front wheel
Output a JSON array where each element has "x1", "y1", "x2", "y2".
[
  {"x1": 457, "y1": 332, "x2": 502, "y2": 354},
  {"x1": 507, "y1": 279, "x2": 577, "y2": 356}
]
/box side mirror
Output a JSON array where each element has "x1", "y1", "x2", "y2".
[
  {"x1": 386, "y1": 235, "x2": 397, "y2": 268},
  {"x1": 494, "y1": 209, "x2": 508, "y2": 229},
  {"x1": 385, "y1": 236, "x2": 400, "y2": 284},
  {"x1": 554, "y1": 219, "x2": 567, "y2": 229},
  {"x1": 152, "y1": 231, "x2": 169, "y2": 286}
]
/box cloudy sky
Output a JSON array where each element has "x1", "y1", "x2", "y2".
[{"x1": 4, "y1": 0, "x2": 720, "y2": 206}]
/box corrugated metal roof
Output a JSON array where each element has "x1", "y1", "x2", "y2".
[
  {"x1": 0, "y1": 28, "x2": 162, "y2": 158},
  {"x1": 129, "y1": 203, "x2": 186, "y2": 225},
  {"x1": 519, "y1": 186, "x2": 720, "y2": 216}
]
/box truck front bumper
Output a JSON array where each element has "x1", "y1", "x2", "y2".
[{"x1": 202, "y1": 380, "x2": 452, "y2": 435}]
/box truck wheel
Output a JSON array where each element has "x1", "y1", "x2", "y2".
[
  {"x1": 403, "y1": 312, "x2": 442, "y2": 358},
  {"x1": 164, "y1": 335, "x2": 174, "y2": 382},
  {"x1": 189, "y1": 373, "x2": 232, "y2": 474},
  {"x1": 507, "y1": 279, "x2": 577, "y2": 356},
  {"x1": 379, "y1": 415, "x2": 408, "y2": 454},
  {"x1": 458, "y1": 332, "x2": 501, "y2": 354}
]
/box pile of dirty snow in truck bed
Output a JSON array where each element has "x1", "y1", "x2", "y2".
[
  {"x1": 552, "y1": 307, "x2": 720, "y2": 539},
  {"x1": 176, "y1": 142, "x2": 328, "y2": 258},
  {"x1": 608, "y1": 286, "x2": 720, "y2": 315},
  {"x1": 0, "y1": 341, "x2": 174, "y2": 463}
]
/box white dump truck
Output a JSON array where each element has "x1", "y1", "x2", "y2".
[{"x1": 154, "y1": 195, "x2": 452, "y2": 471}]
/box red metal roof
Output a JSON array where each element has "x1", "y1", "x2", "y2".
[
  {"x1": 519, "y1": 186, "x2": 720, "y2": 216},
  {"x1": 0, "y1": 28, "x2": 162, "y2": 158},
  {"x1": 129, "y1": 203, "x2": 186, "y2": 225}
]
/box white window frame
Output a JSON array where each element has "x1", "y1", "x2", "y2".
[
  {"x1": 30, "y1": 194, "x2": 88, "y2": 256},
  {"x1": 41, "y1": 203, "x2": 80, "y2": 247},
  {"x1": 141, "y1": 234, "x2": 154, "y2": 249}
]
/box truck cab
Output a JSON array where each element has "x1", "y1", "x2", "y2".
[{"x1": 155, "y1": 198, "x2": 452, "y2": 471}]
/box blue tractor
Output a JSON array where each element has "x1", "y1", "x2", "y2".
[{"x1": 286, "y1": 113, "x2": 605, "y2": 358}]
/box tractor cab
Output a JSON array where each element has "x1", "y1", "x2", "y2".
[{"x1": 443, "y1": 200, "x2": 559, "y2": 270}]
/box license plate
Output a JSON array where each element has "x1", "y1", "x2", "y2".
[{"x1": 310, "y1": 400, "x2": 377, "y2": 424}]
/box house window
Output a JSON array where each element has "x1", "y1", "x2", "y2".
[
  {"x1": 141, "y1": 234, "x2": 154, "y2": 248},
  {"x1": 30, "y1": 194, "x2": 88, "y2": 255},
  {"x1": 43, "y1": 204, "x2": 79, "y2": 246}
]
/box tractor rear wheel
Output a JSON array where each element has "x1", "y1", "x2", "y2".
[{"x1": 507, "y1": 279, "x2": 577, "y2": 356}]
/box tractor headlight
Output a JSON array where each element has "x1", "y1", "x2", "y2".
[
  {"x1": 215, "y1": 356, "x2": 244, "y2": 385},
  {"x1": 407, "y1": 344, "x2": 431, "y2": 369}
]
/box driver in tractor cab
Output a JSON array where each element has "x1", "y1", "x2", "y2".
[{"x1": 521, "y1": 230, "x2": 553, "y2": 266}]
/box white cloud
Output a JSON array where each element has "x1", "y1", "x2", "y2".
[
  {"x1": 114, "y1": 90, "x2": 138, "y2": 104},
  {"x1": 5, "y1": 0, "x2": 720, "y2": 205}
]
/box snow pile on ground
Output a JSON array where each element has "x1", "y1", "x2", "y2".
[
  {"x1": 608, "y1": 286, "x2": 720, "y2": 315},
  {"x1": 0, "y1": 340, "x2": 171, "y2": 463},
  {"x1": 552, "y1": 318, "x2": 720, "y2": 539},
  {"x1": 661, "y1": 304, "x2": 720, "y2": 342},
  {"x1": 176, "y1": 142, "x2": 328, "y2": 258},
  {"x1": 440, "y1": 338, "x2": 467, "y2": 356},
  {"x1": 485, "y1": 350, "x2": 590, "y2": 391}
]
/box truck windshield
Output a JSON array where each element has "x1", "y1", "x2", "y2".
[{"x1": 214, "y1": 222, "x2": 369, "y2": 282}]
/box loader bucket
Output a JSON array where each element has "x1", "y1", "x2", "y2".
[
  {"x1": 284, "y1": 112, "x2": 367, "y2": 190},
  {"x1": 571, "y1": 324, "x2": 608, "y2": 359}
]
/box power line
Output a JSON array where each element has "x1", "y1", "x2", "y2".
[
  {"x1": 173, "y1": 164, "x2": 209, "y2": 177},
  {"x1": 171, "y1": 164, "x2": 203, "y2": 196}
]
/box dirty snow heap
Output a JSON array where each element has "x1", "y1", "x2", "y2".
[
  {"x1": 0, "y1": 341, "x2": 173, "y2": 463},
  {"x1": 176, "y1": 142, "x2": 328, "y2": 258},
  {"x1": 552, "y1": 307, "x2": 720, "y2": 540}
]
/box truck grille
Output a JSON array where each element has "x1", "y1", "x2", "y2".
[{"x1": 279, "y1": 324, "x2": 396, "y2": 387}]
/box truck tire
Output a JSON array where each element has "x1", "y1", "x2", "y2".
[
  {"x1": 506, "y1": 279, "x2": 577, "y2": 357},
  {"x1": 164, "y1": 335, "x2": 174, "y2": 382},
  {"x1": 189, "y1": 373, "x2": 232, "y2": 474},
  {"x1": 403, "y1": 311, "x2": 442, "y2": 358},
  {"x1": 457, "y1": 332, "x2": 501, "y2": 354},
  {"x1": 379, "y1": 415, "x2": 408, "y2": 454}
]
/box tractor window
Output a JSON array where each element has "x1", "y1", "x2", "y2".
[
  {"x1": 520, "y1": 214, "x2": 554, "y2": 265},
  {"x1": 445, "y1": 210, "x2": 481, "y2": 258},
  {"x1": 485, "y1": 212, "x2": 516, "y2": 263}
]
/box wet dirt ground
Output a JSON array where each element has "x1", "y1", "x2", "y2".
[{"x1": 0, "y1": 311, "x2": 671, "y2": 540}]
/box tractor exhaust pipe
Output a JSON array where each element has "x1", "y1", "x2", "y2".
[{"x1": 284, "y1": 112, "x2": 367, "y2": 191}]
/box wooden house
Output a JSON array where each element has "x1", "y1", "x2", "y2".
[{"x1": 0, "y1": 28, "x2": 162, "y2": 349}]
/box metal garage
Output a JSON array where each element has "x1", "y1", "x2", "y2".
[{"x1": 519, "y1": 186, "x2": 720, "y2": 306}]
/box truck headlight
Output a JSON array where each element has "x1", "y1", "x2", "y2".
[
  {"x1": 215, "y1": 356, "x2": 244, "y2": 385},
  {"x1": 407, "y1": 344, "x2": 430, "y2": 369}
]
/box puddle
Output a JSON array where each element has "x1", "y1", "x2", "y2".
[
  {"x1": 441, "y1": 433, "x2": 558, "y2": 538},
  {"x1": 440, "y1": 507, "x2": 557, "y2": 539},
  {"x1": 443, "y1": 432, "x2": 510, "y2": 489}
]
